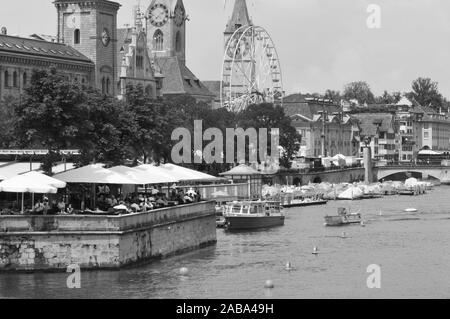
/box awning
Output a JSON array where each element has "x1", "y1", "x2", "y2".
[{"x1": 53, "y1": 164, "x2": 137, "y2": 184}]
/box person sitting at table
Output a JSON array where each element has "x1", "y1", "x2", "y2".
[
  {"x1": 57, "y1": 199, "x2": 66, "y2": 214},
  {"x1": 66, "y1": 204, "x2": 74, "y2": 215},
  {"x1": 155, "y1": 194, "x2": 168, "y2": 208},
  {"x1": 140, "y1": 199, "x2": 153, "y2": 211},
  {"x1": 130, "y1": 202, "x2": 140, "y2": 213},
  {"x1": 34, "y1": 200, "x2": 45, "y2": 214}
]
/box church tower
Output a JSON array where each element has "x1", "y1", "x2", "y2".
[
  {"x1": 224, "y1": 0, "x2": 252, "y2": 48},
  {"x1": 145, "y1": 0, "x2": 186, "y2": 65},
  {"x1": 54, "y1": 0, "x2": 121, "y2": 95}
]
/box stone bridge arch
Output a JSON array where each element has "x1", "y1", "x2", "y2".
[{"x1": 376, "y1": 168, "x2": 444, "y2": 182}]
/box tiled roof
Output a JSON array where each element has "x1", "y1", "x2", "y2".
[
  {"x1": 351, "y1": 113, "x2": 394, "y2": 133},
  {"x1": 283, "y1": 100, "x2": 342, "y2": 119},
  {"x1": 0, "y1": 34, "x2": 93, "y2": 64},
  {"x1": 155, "y1": 56, "x2": 215, "y2": 99}
]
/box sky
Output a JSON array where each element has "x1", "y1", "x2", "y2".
[{"x1": 2, "y1": 0, "x2": 450, "y2": 98}]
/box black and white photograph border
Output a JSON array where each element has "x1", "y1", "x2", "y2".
[{"x1": 0, "y1": 0, "x2": 450, "y2": 304}]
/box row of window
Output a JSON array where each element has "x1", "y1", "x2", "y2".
[
  {"x1": 152, "y1": 30, "x2": 182, "y2": 52},
  {"x1": 2, "y1": 71, "x2": 27, "y2": 88}
]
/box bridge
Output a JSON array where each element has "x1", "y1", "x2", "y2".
[
  {"x1": 275, "y1": 165, "x2": 450, "y2": 185},
  {"x1": 375, "y1": 165, "x2": 450, "y2": 183}
]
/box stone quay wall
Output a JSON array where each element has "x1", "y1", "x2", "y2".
[{"x1": 0, "y1": 202, "x2": 216, "y2": 272}]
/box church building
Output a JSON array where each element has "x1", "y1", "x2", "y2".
[{"x1": 0, "y1": 0, "x2": 212, "y2": 104}]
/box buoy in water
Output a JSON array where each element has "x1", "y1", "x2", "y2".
[
  {"x1": 379, "y1": 211, "x2": 383, "y2": 216},
  {"x1": 285, "y1": 261, "x2": 293, "y2": 271},
  {"x1": 341, "y1": 232, "x2": 347, "y2": 238},
  {"x1": 179, "y1": 267, "x2": 189, "y2": 276},
  {"x1": 312, "y1": 247, "x2": 319, "y2": 255},
  {"x1": 361, "y1": 221, "x2": 366, "y2": 227},
  {"x1": 264, "y1": 280, "x2": 274, "y2": 289}
]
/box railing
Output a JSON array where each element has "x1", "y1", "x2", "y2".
[{"x1": 0, "y1": 201, "x2": 215, "y2": 233}]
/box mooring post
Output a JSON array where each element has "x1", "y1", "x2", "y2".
[{"x1": 363, "y1": 146, "x2": 373, "y2": 184}]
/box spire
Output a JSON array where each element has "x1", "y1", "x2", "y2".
[{"x1": 225, "y1": 0, "x2": 252, "y2": 34}]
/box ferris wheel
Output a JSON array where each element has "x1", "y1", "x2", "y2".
[{"x1": 221, "y1": 25, "x2": 284, "y2": 113}]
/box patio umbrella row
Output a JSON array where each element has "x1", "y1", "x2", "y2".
[{"x1": 0, "y1": 171, "x2": 67, "y2": 213}]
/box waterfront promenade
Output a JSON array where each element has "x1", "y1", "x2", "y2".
[{"x1": 0, "y1": 201, "x2": 216, "y2": 272}]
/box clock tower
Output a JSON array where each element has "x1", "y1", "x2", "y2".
[
  {"x1": 54, "y1": 0, "x2": 120, "y2": 95},
  {"x1": 146, "y1": 0, "x2": 186, "y2": 65}
]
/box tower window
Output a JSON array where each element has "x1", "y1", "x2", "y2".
[
  {"x1": 74, "y1": 29, "x2": 81, "y2": 44},
  {"x1": 106, "y1": 78, "x2": 110, "y2": 94},
  {"x1": 175, "y1": 31, "x2": 182, "y2": 52},
  {"x1": 153, "y1": 30, "x2": 164, "y2": 51},
  {"x1": 4, "y1": 71, "x2": 9, "y2": 87}
]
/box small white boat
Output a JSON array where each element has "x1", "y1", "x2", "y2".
[
  {"x1": 324, "y1": 207, "x2": 362, "y2": 226},
  {"x1": 404, "y1": 208, "x2": 418, "y2": 213}
]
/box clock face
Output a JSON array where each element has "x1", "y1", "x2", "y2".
[
  {"x1": 149, "y1": 3, "x2": 169, "y2": 27},
  {"x1": 226, "y1": 37, "x2": 251, "y2": 58},
  {"x1": 174, "y1": 5, "x2": 185, "y2": 27},
  {"x1": 102, "y1": 28, "x2": 111, "y2": 47}
]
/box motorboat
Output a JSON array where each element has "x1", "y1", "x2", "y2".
[
  {"x1": 223, "y1": 200, "x2": 285, "y2": 230},
  {"x1": 324, "y1": 207, "x2": 362, "y2": 226}
]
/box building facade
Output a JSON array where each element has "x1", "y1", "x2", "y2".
[{"x1": 284, "y1": 96, "x2": 354, "y2": 158}]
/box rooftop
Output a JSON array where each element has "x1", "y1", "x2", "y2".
[{"x1": 0, "y1": 34, "x2": 93, "y2": 64}]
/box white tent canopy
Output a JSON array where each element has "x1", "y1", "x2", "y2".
[
  {"x1": 159, "y1": 163, "x2": 219, "y2": 182},
  {"x1": 53, "y1": 164, "x2": 137, "y2": 185},
  {"x1": 135, "y1": 164, "x2": 181, "y2": 184},
  {"x1": 0, "y1": 173, "x2": 58, "y2": 194},
  {"x1": 21, "y1": 171, "x2": 67, "y2": 188},
  {"x1": 418, "y1": 150, "x2": 442, "y2": 156},
  {"x1": 109, "y1": 166, "x2": 177, "y2": 185}
]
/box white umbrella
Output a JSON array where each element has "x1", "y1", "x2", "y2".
[
  {"x1": 0, "y1": 174, "x2": 58, "y2": 213},
  {"x1": 21, "y1": 171, "x2": 67, "y2": 188}
]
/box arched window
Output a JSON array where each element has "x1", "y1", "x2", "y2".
[
  {"x1": 13, "y1": 71, "x2": 17, "y2": 87},
  {"x1": 175, "y1": 31, "x2": 182, "y2": 52},
  {"x1": 4, "y1": 71, "x2": 9, "y2": 87},
  {"x1": 106, "y1": 78, "x2": 110, "y2": 94},
  {"x1": 153, "y1": 30, "x2": 164, "y2": 51},
  {"x1": 101, "y1": 77, "x2": 106, "y2": 94},
  {"x1": 23, "y1": 72, "x2": 27, "y2": 87},
  {"x1": 74, "y1": 29, "x2": 81, "y2": 44}
]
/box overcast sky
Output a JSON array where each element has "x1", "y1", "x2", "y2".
[{"x1": 2, "y1": 0, "x2": 450, "y2": 98}]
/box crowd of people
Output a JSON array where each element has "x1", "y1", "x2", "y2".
[{"x1": 0, "y1": 185, "x2": 203, "y2": 216}]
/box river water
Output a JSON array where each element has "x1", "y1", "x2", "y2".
[{"x1": 1, "y1": 186, "x2": 450, "y2": 299}]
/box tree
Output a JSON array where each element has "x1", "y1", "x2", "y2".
[
  {"x1": 375, "y1": 90, "x2": 402, "y2": 104},
  {"x1": 15, "y1": 68, "x2": 133, "y2": 172},
  {"x1": 0, "y1": 95, "x2": 19, "y2": 148},
  {"x1": 237, "y1": 103, "x2": 301, "y2": 169},
  {"x1": 343, "y1": 81, "x2": 375, "y2": 105},
  {"x1": 324, "y1": 90, "x2": 342, "y2": 104},
  {"x1": 124, "y1": 84, "x2": 171, "y2": 164},
  {"x1": 411, "y1": 77, "x2": 443, "y2": 109}
]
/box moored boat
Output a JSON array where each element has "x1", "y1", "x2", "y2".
[
  {"x1": 223, "y1": 201, "x2": 285, "y2": 230},
  {"x1": 324, "y1": 207, "x2": 362, "y2": 226}
]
